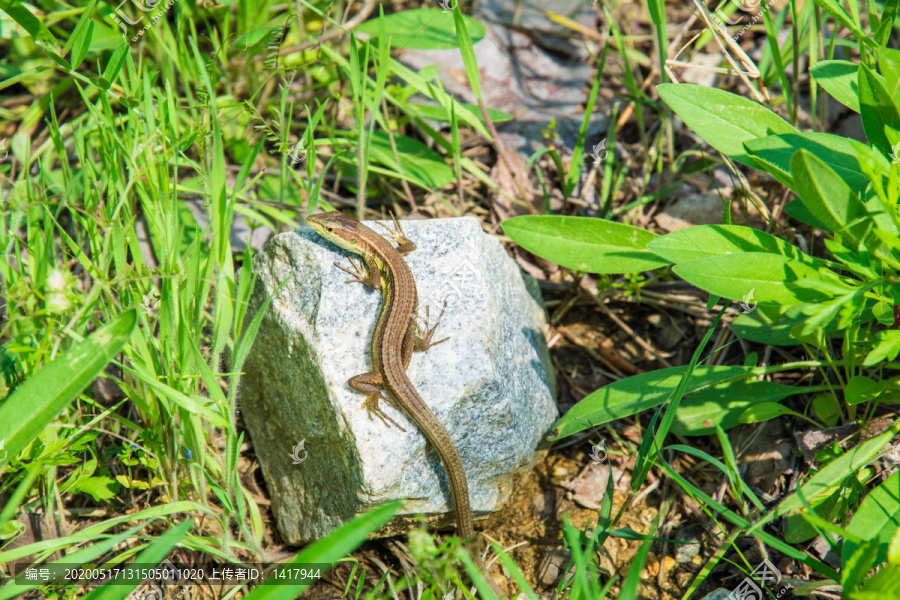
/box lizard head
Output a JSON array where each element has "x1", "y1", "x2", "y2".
[{"x1": 306, "y1": 211, "x2": 364, "y2": 254}]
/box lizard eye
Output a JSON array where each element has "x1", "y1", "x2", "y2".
[{"x1": 327, "y1": 227, "x2": 333, "y2": 232}]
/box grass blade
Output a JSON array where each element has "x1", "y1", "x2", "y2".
[
  {"x1": 0, "y1": 310, "x2": 137, "y2": 474},
  {"x1": 81, "y1": 520, "x2": 194, "y2": 600},
  {"x1": 242, "y1": 501, "x2": 402, "y2": 599}
]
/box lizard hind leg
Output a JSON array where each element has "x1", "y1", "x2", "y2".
[{"x1": 348, "y1": 371, "x2": 407, "y2": 432}]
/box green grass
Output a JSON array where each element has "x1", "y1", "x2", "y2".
[
  {"x1": 2, "y1": 0, "x2": 900, "y2": 598},
  {"x1": 0, "y1": 0, "x2": 539, "y2": 596}
]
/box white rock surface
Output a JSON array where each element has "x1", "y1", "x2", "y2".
[{"x1": 239, "y1": 216, "x2": 557, "y2": 543}]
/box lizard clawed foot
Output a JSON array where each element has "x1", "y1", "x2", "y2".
[
  {"x1": 416, "y1": 304, "x2": 449, "y2": 349},
  {"x1": 334, "y1": 256, "x2": 370, "y2": 285},
  {"x1": 363, "y1": 393, "x2": 407, "y2": 432},
  {"x1": 375, "y1": 213, "x2": 416, "y2": 253},
  {"x1": 375, "y1": 212, "x2": 407, "y2": 243}
]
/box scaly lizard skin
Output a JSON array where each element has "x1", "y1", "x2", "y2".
[
  {"x1": 307, "y1": 212, "x2": 504, "y2": 597},
  {"x1": 306, "y1": 211, "x2": 474, "y2": 537}
]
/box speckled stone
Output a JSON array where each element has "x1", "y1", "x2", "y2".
[{"x1": 239, "y1": 216, "x2": 557, "y2": 544}]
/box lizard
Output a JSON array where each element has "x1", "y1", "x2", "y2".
[{"x1": 306, "y1": 211, "x2": 504, "y2": 597}]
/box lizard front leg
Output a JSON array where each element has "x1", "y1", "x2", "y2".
[
  {"x1": 376, "y1": 213, "x2": 417, "y2": 255},
  {"x1": 348, "y1": 371, "x2": 407, "y2": 432},
  {"x1": 334, "y1": 253, "x2": 381, "y2": 290}
]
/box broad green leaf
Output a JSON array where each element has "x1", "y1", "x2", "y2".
[
  {"x1": 732, "y1": 305, "x2": 802, "y2": 346},
  {"x1": 733, "y1": 301, "x2": 856, "y2": 346},
  {"x1": 502, "y1": 215, "x2": 670, "y2": 274},
  {"x1": 672, "y1": 253, "x2": 839, "y2": 305},
  {"x1": 0, "y1": 310, "x2": 137, "y2": 469},
  {"x1": 367, "y1": 130, "x2": 453, "y2": 188},
  {"x1": 64, "y1": 0, "x2": 99, "y2": 69},
  {"x1": 656, "y1": 83, "x2": 796, "y2": 167},
  {"x1": 101, "y1": 43, "x2": 129, "y2": 88},
  {"x1": 59, "y1": 454, "x2": 99, "y2": 494},
  {"x1": 803, "y1": 296, "x2": 875, "y2": 340},
  {"x1": 745, "y1": 132, "x2": 870, "y2": 194},
  {"x1": 813, "y1": 392, "x2": 841, "y2": 427},
  {"x1": 356, "y1": 9, "x2": 485, "y2": 50},
  {"x1": 867, "y1": 217, "x2": 900, "y2": 268},
  {"x1": 790, "y1": 149, "x2": 866, "y2": 240},
  {"x1": 550, "y1": 365, "x2": 754, "y2": 439},
  {"x1": 671, "y1": 380, "x2": 800, "y2": 435},
  {"x1": 71, "y1": 20, "x2": 94, "y2": 69},
  {"x1": 69, "y1": 475, "x2": 120, "y2": 502},
  {"x1": 737, "y1": 401, "x2": 800, "y2": 424},
  {"x1": 809, "y1": 60, "x2": 860, "y2": 112},
  {"x1": 865, "y1": 330, "x2": 900, "y2": 366},
  {"x1": 843, "y1": 472, "x2": 900, "y2": 566},
  {"x1": 243, "y1": 502, "x2": 401, "y2": 599},
  {"x1": 784, "y1": 198, "x2": 831, "y2": 230},
  {"x1": 846, "y1": 375, "x2": 879, "y2": 405},
  {"x1": 648, "y1": 224, "x2": 811, "y2": 265},
  {"x1": 878, "y1": 47, "x2": 900, "y2": 105},
  {"x1": 326, "y1": 132, "x2": 454, "y2": 189},
  {"x1": 859, "y1": 64, "x2": 900, "y2": 158}
]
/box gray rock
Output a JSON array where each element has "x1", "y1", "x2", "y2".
[
  {"x1": 239, "y1": 216, "x2": 557, "y2": 543},
  {"x1": 674, "y1": 527, "x2": 701, "y2": 563},
  {"x1": 397, "y1": 0, "x2": 606, "y2": 159},
  {"x1": 538, "y1": 547, "x2": 573, "y2": 586}
]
